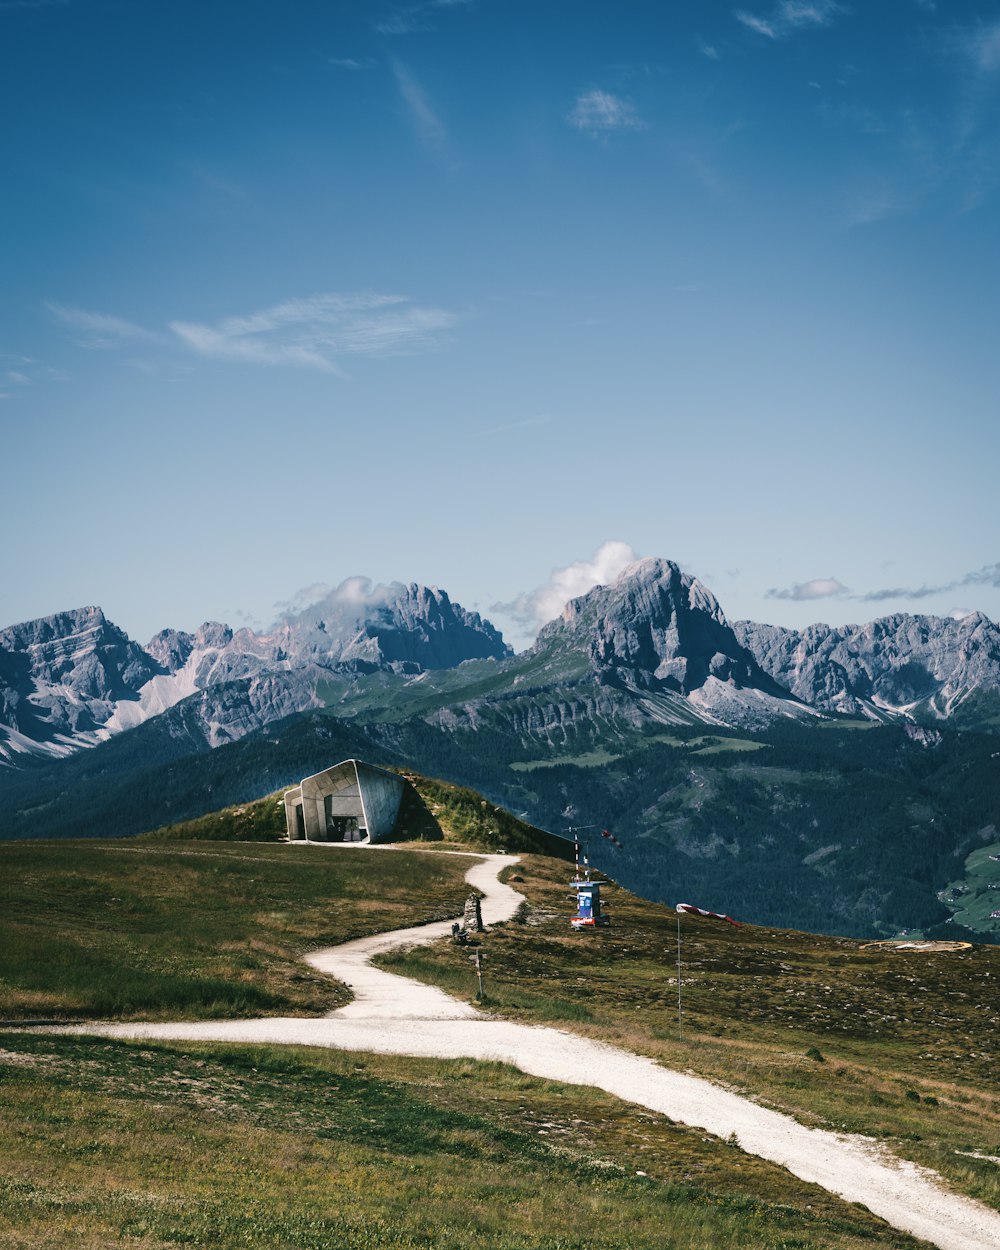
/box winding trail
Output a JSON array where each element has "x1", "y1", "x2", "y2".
[{"x1": 59, "y1": 851, "x2": 1000, "y2": 1250}]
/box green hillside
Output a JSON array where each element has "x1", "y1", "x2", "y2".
[
  {"x1": 939, "y1": 835, "x2": 1000, "y2": 934},
  {"x1": 139, "y1": 770, "x2": 573, "y2": 859}
]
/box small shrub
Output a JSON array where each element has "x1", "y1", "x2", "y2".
[{"x1": 805, "y1": 1046, "x2": 825, "y2": 1063}]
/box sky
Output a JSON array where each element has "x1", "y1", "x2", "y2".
[{"x1": 2, "y1": 0, "x2": 999, "y2": 652}]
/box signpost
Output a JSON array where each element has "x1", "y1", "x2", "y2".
[{"x1": 471, "y1": 948, "x2": 485, "y2": 1001}]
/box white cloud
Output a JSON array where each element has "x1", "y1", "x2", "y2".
[
  {"x1": 858, "y1": 563, "x2": 1000, "y2": 603},
  {"x1": 766, "y1": 577, "x2": 849, "y2": 601},
  {"x1": 45, "y1": 302, "x2": 161, "y2": 349},
  {"x1": 736, "y1": 0, "x2": 843, "y2": 41},
  {"x1": 567, "y1": 90, "x2": 642, "y2": 136},
  {"x1": 50, "y1": 292, "x2": 459, "y2": 373},
  {"x1": 391, "y1": 59, "x2": 450, "y2": 159},
  {"x1": 172, "y1": 293, "x2": 457, "y2": 370},
  {"x1": 374, "y1": 0, "x2": 473, "y2": 36},
  {"x1": 735, "y1": 11, "x2": 776, "y2": 38},
  {"x1": 493, "y1": 541, "x2": 640, "y2": 647},
  {"x1": 273, "y1": 575, "x2": 406, "y2": 624}
]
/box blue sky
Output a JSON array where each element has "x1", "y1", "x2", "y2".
[{"x1": 2, "y1": 0, "x2": 999, "y2": 650}]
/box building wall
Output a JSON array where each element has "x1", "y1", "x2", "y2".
[
  {"x1": 287, "y1": 759, "x2": 405, "y2": 843},
  {"x1": 284, "y1": 788, "x2": 305, "y2": 840},
  {"x1": 355, "y1": 763, "x2": 405, "y2": 843}
]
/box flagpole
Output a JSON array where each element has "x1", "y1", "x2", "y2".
[{"x1": 676, "y1": 912, "x2": 682, "y2": 1040}]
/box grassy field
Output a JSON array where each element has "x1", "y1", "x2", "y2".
[
  {"x1": 1, "y1": 829, "x2": 996, "y2": 1248},
  {"x1": 0, "y1": 1032, "x2": 926, "y2": 1250},
  {"x1": 378, "y1": 855, "x2": 1000, "y2": 1213},
  {"x1": 0, "y1": 840, "x2": 471, "y2": 1021}
]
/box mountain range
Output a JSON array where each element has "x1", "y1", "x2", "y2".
[
  {"x1": 3, "y1": 558, "x2": 999, "y2": 943},
  {"x1": 3, "y1": 558, "x2": 999, "y2": 769}
]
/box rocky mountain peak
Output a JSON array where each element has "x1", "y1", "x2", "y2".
[
  {"x1": 539, "y1": 557, "x2": 790, "y2": 701},
  {"x1": 0, "y1": 605, "x2": 161, "y2": 747},
  {"x1": 734, "y1": 609, "x2": 1000, "y2": 719}
]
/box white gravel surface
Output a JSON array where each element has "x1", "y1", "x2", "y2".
[{"x1": 58, "y1": 849, "x2": 1000, "y2": 1250}]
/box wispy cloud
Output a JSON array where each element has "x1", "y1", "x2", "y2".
[
  {"x1": 273, "y1": 575, "x2": 403, "y2": 623},
  {"x1": 49, "y1": 292, "x2": 459, "y2": 373},
  {"x1": 769, "y1": 563, "x2": 1000, "y2": 607},
  {"x1": 493, "y1": 541, "x2": 640, "y2": 647},
  {"x1": 45, "y1": 302, "x2": 162, "y2": 349},
  {"x1": 567, "y1": 90, "x2": 642, "y2": 136},
  {"x1": 957, "y1": 20, "x2": 1000, "y2": 74},
  {"x1": 857, "y1": 562, "x2": 1000, "y2": 603},
  {"x1": 766, "y1": 577, "x2": 850, "y2": 601},
  {"x1": 735, "y1": 0, "x2": 844, "y2": 41},
  {"x1": 374, "y1": 0, "x2": 473, "y2": 36},
  {"x1": 471, "y1": 414, "x2": 550, "y2": 438},
  {"x1": 329, "y1": 57, "x2": 374, "y2": 70},
  {"x1": 837, "y1": 18, "x2": 1000, "y2": 224},
  {"x1": 171, "y1": 293, "x2": 458, "y2": 371},
  {"x1": 0, "y1": 352, "x2": 66, "y2": 387},
  {"x1": 391, "y1": 60, "x2": 450, "y2": 160}
]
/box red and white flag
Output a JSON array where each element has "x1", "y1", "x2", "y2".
[
  {"x1": 600, "y1": 829, "x2": 623, "y2": 848},
  {"x1": 676, "y1": 902, "x2": 741, "y2": 928}
]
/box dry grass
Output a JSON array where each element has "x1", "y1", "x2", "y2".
[{"x1": 378, "y1": 854, "x2": 1000, "y2": 1211}]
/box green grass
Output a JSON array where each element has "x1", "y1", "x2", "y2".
[
  {"x1": 1, "y1": 829, "x2": 995, "y2": 1248},
  {"x1": 511, "y1": 749, "x2": 622, "y2": 772},
  {"x1": 397, "y1": 772, "x2": 573, "y2": 858},
  {"x1": 0, "y1": 840, "x2": 471, "y2": 1021},
  {"x1": 140, "y1": 790, "x2": 288, "y2": 841},
  {"x1": 378, "y1": 855, "x2": 1000, "y2": 1213},
  {"x1": 0, "y1": 1033, "x2": 925, "y2": 1250},
  {"x1": 508, "y1": 735, "x2": 767, "y2": 772},
  {"x1": 689, "y1": 737, "x2": 768, "y2": 756},
  {"x1": 140, "y1": 769, "x2": 572, "y2": 860}
]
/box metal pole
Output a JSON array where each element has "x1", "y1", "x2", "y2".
[{"x1": 676, "y1": 913, "x2": 682, "y2": 1039}]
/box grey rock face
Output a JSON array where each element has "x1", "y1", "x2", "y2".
[
  {"x1": 276, "y1": 582, "x2": 512, "y2": 672},
  {"x1": 146, "y1": 628, "x2": 195, "y2": 674},
  {"x1": 733, "y1": 612, "x2": 1000, "y2": 718},
  {"x1": 0, "y1": 606, "x2": 162, "y2": 744},
  {"x1": 0, "y1": 583, "x2": 512, "y2": 765},
  {"x1": 538, "y1": 558, "x2": 794, "y2": 700}
]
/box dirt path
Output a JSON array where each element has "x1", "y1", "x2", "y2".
[{"x1": 59, "y1": 850, "x2": 1000, "y2": 1250}]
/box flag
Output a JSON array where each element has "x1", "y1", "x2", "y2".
[
  {"x1": 676, "y1": 902, "x2": 740, "y2": 928},
  {"x1": 600, "y1": 829, "x2": 623, "y2": 848}
]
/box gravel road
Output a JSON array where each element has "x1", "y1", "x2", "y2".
[{"x1": 60, "y1": 849, "x2": 1000, "y2": 1250}]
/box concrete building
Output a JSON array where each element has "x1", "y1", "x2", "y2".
[{"x1": 284, "y1": 759, "x2": 405, "y2": 844}]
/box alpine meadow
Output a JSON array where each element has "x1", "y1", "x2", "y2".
[{"x1": 3, "y1": 2, "x2": 1000, "y2": 1249}]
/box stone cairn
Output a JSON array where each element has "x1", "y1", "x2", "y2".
[{"x1": 451, "y1": 893, "x2": 484, "y2": 943}]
